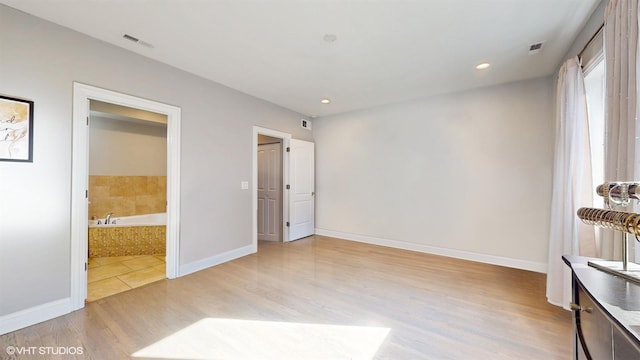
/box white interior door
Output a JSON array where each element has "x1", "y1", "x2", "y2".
[
  {"x1": 288, "y1": 139, "x2": 315, "y2": 241},
  {"x1": 257, "y1": 143, "x2": 282, "y2": 241}
]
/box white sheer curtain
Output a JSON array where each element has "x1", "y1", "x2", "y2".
[
  {"x1": 546, "y1": 57, "x2": 595, "y2": 309},
  {"x1": 601, "y1": 0, "x2": 639, "y2": 260}
]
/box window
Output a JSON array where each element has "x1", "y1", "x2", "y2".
[{"x1": 584, "y1": 58, "x2": 605, "y2": 209}]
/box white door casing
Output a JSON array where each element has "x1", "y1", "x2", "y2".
[
  {"x1": 252, "y1": 127, "x2": 291, "y2": 248},
  {"x1": 257, "y1": 142, "x2": 282, "y2": 241},
  {"x1": 288, "y1": 139, "x2": 315, "y2": 241},
  {"x1": 71, "y1": 83, "x2": 181, "y2": 310}
]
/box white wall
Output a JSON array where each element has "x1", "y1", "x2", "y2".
[
  {"x1": 314, "y1": 77, "x2": 554, "y2": 272},
  {"x1": 89, "y1": 116, "x2": 167, "y2": 176},
  {"x1": 0, "y1": 4, "x2": 312, "y2": 320}
]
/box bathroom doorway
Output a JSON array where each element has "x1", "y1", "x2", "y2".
[
  {"x1": 71, "y1": 83, "x2": 181, "y2": 310},
  {"x1": 86, "y1": 100, "x2": 168, "y2": 301}
]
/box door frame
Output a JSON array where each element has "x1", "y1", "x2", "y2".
[
  {"x1": 252, "y1": 126, "x2": 291, "y2": 248},
  {"x1": 70, "y1": 82, "x2": 181, "y2": 310}
]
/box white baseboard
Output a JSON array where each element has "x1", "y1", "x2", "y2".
[
  {"x1": 314, "y1": 228, "x2": 547, "y2": 273},
  {"x1": 0, "y1": 298, "x2": 73, "y2": 335},
  {"x1": 178, "y1": 244, "x2": 256, "y2": 277}
]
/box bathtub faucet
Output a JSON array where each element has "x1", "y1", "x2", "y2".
[{"x1": 105, "y1": 212, "x2": 114, "y2": 224}]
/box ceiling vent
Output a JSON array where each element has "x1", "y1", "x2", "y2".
[
  {"x1": 528, "y1": 41, "x2": 545, "y2": 55},
  {"x1": 122, "y1": 33, "x2": 154, "y2": 48}
]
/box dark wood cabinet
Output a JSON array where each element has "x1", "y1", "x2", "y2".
[
  {"x1": 575, "y1": 286, "x2": 612, "y2": 359},
  {"x1": 564, "y1": 256, "x2": 640, "y2": 359}
]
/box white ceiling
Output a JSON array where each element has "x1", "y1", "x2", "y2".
[{"x1": 2, "y1": 0, "x2": 600, "y2": 117}]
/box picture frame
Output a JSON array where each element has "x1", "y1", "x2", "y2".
[{"x1": 0, "y1": 95, "x2": 34, "y2": 162}]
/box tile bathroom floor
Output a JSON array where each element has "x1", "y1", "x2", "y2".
[{"x1": 87, "y1": 254, "x2": 166, "y2": 302}]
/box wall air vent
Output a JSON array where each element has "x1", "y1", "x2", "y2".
[
  {"x1": 528, "y1": 41, "x2": 545, "y2": 55},
  {"x1": 122, "y1": 33, "x2": 154, "y2": 48},
  {"x1": 123, "y1": 33, "x2": 139, "y2": 42}
]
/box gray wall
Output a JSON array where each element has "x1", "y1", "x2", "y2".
[
  {"x1": 314, "y1": 77, "x2": 554, "y2": 269},
  {"x1": 89, "y1": 116, "x2": 168, "y2": 176},
  {"x1": 0, "y1": 5, "x2": 311, "y2": 316}
]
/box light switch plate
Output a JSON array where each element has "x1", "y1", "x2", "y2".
[{"x1": 241, "y1": 181, "x2": 249, "y2": 190}]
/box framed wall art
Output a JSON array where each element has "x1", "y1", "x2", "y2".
[{"x1": 0, "y1": 95, "x2": 34, "y2": 162}]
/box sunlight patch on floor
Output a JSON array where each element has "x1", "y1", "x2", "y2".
[{"x1": 132, "y1": 318, "x2": 390, "y2": 359}]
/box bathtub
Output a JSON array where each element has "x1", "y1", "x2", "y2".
[
  {"x1": 88, "y1": 213, "x2": 166, "y2": 257},
  {"x1": 89, "y1": 212, "x2": 166, "y2": 228}
]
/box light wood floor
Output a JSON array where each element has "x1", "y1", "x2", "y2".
[
  {"x1": 0, "y1": 236, "x2": 571, "y2": 359},
  {"x1": 87, "y1": 255, "x2": 166, "y2": 302}
]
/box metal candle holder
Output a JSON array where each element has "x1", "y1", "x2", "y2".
[{"x1": 578, "y1": 182, "x2": 640, "y2": 284}]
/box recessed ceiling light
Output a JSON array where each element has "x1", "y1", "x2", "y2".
[
  {"x1": 476, "y1": 62, "x2": 491, "y2": 70},
  {"x1": 320, "y1": 98, "x2": 331, "y2": 104}
]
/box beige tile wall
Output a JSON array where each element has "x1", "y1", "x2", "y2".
[{"x1": 89, "y1": 176, "x2": 166, "y2": 219}]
